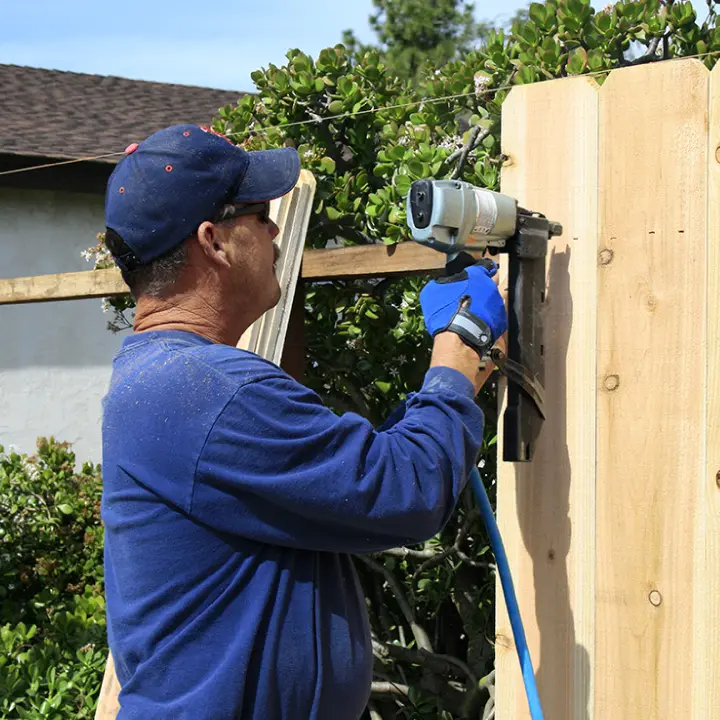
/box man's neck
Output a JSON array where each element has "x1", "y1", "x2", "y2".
[{"x1": 133, "y1": 292, "x2": 249, "y2": 347}]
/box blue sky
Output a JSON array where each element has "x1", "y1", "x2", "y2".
[{"x1": 0, "y1": 0, "x2": 713, "y2": 92}]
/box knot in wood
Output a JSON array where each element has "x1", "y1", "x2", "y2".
[
  {"x1": 599, "y1": 248, "x2": 614, "y2": 266},
  {"x1": 603, "y1": 374, "x2": 620, "y2": 392}
]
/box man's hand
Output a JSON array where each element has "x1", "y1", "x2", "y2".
[
  {"x1": 421, "y1": 260, "x2": 508, "y2": 356},
  {"x1": 423, "y1": 259, "x2": 508, "y2": 395}
]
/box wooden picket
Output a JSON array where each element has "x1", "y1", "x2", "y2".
[{"x1": 497, "y1": 72, "x2": 599, "y2": 720}]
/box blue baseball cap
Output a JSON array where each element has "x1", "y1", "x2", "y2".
[{"x1": 104, "y1": 124, "x2": 301, "y2": 269}]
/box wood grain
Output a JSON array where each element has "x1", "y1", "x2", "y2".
[
  {"x1": 596, "y1": 59, "x2": 709, "y2": 718},
  {"x1": 0, "y1": 243, "x2": 446, "y2": 306},
  {"x1": 496, "y1": 74, "x2": 599, "y2": 720},
  {"x1": 692, "y1": 60, "x2": 720, "y2": 719},
  {"x1": 0, "y1": 268, "x2": 128, "y2": 305}
]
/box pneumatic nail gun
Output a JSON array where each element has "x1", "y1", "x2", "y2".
[{"x1": 406, "y1": 179, "x2": 563, "y2": 462}]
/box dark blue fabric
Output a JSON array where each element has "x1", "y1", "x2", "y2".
[
  {"x1": 420, "y1": 261, "x2": 507, "y2": 341},
  {"x1": 101, "y1": 330, "x2": 485, "y2": 719},
  {"x1": 105, "y1": 124, "x2": 300, "y2": 266}
]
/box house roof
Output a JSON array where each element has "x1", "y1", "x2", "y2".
[{"x1": 0, "y1": 64, "x2": 244, "y2": 163}]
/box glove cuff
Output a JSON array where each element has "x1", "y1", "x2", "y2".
[{"x1": 439, "y1": 303, "x2": 494, "y2": 357}]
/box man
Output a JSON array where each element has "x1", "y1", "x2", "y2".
[{"x1": 100, "y1": 123, "x2": 507, "y2": 719}]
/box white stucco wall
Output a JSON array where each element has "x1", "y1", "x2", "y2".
[{"x1": 0, "y1": 187, "x2": 129, "y2": 464}]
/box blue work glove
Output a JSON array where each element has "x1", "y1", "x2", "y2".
[{"x1": 420, "y1": 260, "x2": 507, "y2": 356}]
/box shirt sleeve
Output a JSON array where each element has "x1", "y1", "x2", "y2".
[{"x1": 191, "y1": 365, "x2": 485, "y2": 554}]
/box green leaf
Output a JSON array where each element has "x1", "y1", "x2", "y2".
[
  {"x1": 567, "y1": 47, "x2": 588, "y2": 75},
  {"x1": 528, "y1": 2, "x2": 547, "y2": 27},
  {"x1": 57, "y1": 504, "x2": 73, "y2": 515},
  {"x1": 522, "y1": 21, "x2": 539, "y2": 45},
  {"x1": 292, "y1": 54, "x2": 311, "y2": 73},
  {"x1": 394, "y1": 174, "x2": 412, "y2": 196},
  {"x1": 374, "y1": 380, "x2": 392, "y2": 394},
  {"x1": 595, "y1": 12, "x2": 612, "y2": 34},
  {"x1": 319, "y1": 157, "x2": 336, "y2": 174},
  {"x1": 588, "y1": 49, "x2": 605, "y2": 71},
  {"x1": 567, "y1": 0, "x2": 585, "y2": 17},
  {"x1": 406, "y1": 158, "x2": 425, "y2": 177},
  {"x1": 515, "y1": 66, "x2": 537, "y2": 84},
  {"x1": 274, "y1": 70, "x2": 289, "y2": 91}
]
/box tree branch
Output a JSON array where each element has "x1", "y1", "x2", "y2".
[
  {"x1": 372, "y1": 639, "x2": 478, "y2": 688},
  {"x1": 367, "y1": 702, "x2": 385, "y2": 720},
  {"x1": 412, "y1": 508, "x2": 486, "y2": 581},
  {"x1": 370, "y1": 681, "x2": 409, "y2": 699},
  {"x1": 357, "y1": 555, "x2": 434, "y2": 652},
  {"x1": 624, "y1": 35, "x2": 662, "y2": 66},
  {"x1": 449, "y1": 127, "x2": 491, "y2": 179},
  {"x1": 316, "y1": 219, "x2": 378, "y2": 246},
  {"x1": 306, "y1": 111, "x2": 352, "y2": 174},
  {"x1": 377, "y1": 546, "x2": 438, "y2": 560}
]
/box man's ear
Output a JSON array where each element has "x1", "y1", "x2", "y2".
[{"x1": 196, "y1": 221, "x2": 232, "y2": 268}]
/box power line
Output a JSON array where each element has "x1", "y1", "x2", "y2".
[{"x1": 1, "y1": 49, "x2": 718, "y2": 178}]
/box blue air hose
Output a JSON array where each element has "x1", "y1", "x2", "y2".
[{"x1": 469, "y1": 466, "x2": 545, "y2": 720}]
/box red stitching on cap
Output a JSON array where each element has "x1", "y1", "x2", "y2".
[
  {"x1": 183, "y1": 131, "x2": 190, "y2": 137},
  {"x1": 119, "y1": 187, "x2": 125, "y2": 194},
  {"x1": 165, "y1": 165, "x2": 173, "y2": 172}
]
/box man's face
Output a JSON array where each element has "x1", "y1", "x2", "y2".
[{"x1": 220, "y1": 202, "x2": 282, "y2": 317}]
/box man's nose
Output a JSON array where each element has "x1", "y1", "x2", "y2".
[{"x1": 269, "y1": 219, "x2": 280, "y2": 239}]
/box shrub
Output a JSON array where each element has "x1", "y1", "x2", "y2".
[{"x1": 0, "y1": 439, "x2": 106, "y2": 719}]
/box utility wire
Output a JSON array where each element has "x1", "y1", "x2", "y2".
[{"x1": 1, "y1": 49, "x2": 718, "y2": 179}]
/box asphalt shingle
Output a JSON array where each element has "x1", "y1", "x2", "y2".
[{"x1": 0, "y1": 64, "x2": 244, "y2": 162}]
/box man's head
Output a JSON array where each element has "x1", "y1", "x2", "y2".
[{"x1": 104, "y1": 124, "x2": 300, "y2": 332}]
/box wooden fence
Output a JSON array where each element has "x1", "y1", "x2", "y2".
[{"x1": 495, "y1": 57, "x2": 720, "y2": 719}]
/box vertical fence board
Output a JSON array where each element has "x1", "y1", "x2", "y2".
[
  {"x1": 497, "y1": 76, "x2": 599, "y2": 720},
  {"x1": 596, "y1": 60, "x2": 709, "y2": 718},
  {"x1": 694, "y1": 61, "x2": 720, "y2": 718}
]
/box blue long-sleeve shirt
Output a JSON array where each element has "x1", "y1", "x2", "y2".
[{"x1": 100, "y1": 329, "x2": 485, "y2": 719}]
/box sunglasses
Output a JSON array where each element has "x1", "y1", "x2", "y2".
[{"x1": 213, "y1": 201, "x2": 271, "y2": 225}]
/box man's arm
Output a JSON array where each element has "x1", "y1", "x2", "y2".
[
  {"x1": 430, "y1": 331, "x2": 502, "y2": 396},
  {"x1": 186, "y1": 259, "x2": 508, "y2": 555},
  {"x1": 190, "y1": 363, "x2": 484, "y2": 555}
]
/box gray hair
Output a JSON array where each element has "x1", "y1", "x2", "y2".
[
  {"x1": 129, "y1": 241, "x2": 189, "y2": 298},
  {"x1": 105, "y1": 229, "x2": 189, "y2": 300}
]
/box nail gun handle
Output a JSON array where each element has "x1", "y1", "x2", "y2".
[{"x1": 444, "y1": 250, "x2": 483, "y2": 276}]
